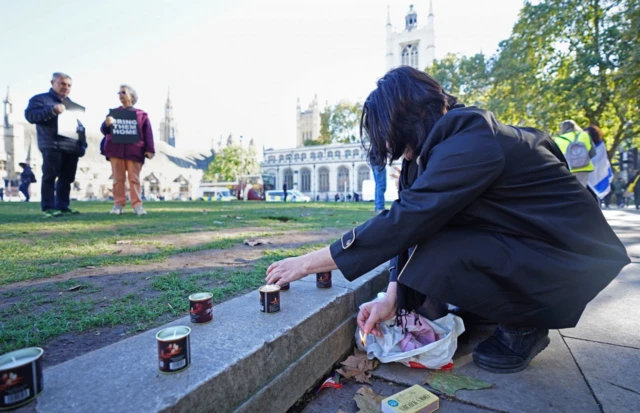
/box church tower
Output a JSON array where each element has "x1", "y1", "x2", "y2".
[
  {"x1": 385, "y1": 2, "x2": 436, "y2": 72},
  {"x1": 159, "y1": 88, "x2": 177, "y2": 147},
  {"x1": 1, "y1": 86, "x2": 26, "y2": 182},
  {"x1": 296, "y1": 94, "x2": 320, "y2": 147}
]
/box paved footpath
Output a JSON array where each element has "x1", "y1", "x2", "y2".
[{"x1": 302, "y1": 209, "x2": 640, "y2": 413}]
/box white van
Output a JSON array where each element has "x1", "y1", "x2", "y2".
[
  {"x1": 361, "y1": 171, "x2": 398, "y2": 203},
  {"x1": 265, "y1": 189, "x2": 310, "y2": 202},
  {"x1": 199, "y1": 187, "x2": 234, "y2": 202}
]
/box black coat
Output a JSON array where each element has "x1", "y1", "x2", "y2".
[
  {"x1": 24, "y1": 89, "x2": 87, "y2": 156},
  {"x1": 330, "y1": 106, "x2": 629, "y2": 329}
]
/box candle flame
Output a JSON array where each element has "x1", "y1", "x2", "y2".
[{"x1": 359, "y1": 330, "x2": 367, "y2": 347}]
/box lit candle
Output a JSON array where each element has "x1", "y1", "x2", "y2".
[
  {"x1": 260, "y1": 285, "x2": 281, "y2": 313},
  {"x1": 359, "y1": 330, "x2": 367, "y2": 347},
  {"x1": 189, "y1": 292, "x2": 214, "y2": 324}
]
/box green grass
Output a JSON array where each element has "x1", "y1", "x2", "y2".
[
  {"x1": 0, "y1": 245, "x2": 321, "y2": 354},
  {"x1": 0, "y1": 201, "x2": 374, "y2": 285}
]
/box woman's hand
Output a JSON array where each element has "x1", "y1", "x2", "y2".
[
  {"x1": 265, "y1": 256, "x2": 308, "y2": 286},
  {"x1": 357, "y1": 296, "x2": 396, "y2": 338},
  {"x1": 390, "y1": 166, "x2": 402, "y2": 190},
  {"x1": 105, "y1": 116, "x2": 115, "y2": 126},
  {"x1": 145, "y1": 152, "x2": 154, "y2": 159}
]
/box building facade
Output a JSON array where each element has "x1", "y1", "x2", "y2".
[
  {"x1": 386, "y1": 2, "x2": 436, "y2": 71},
  {"x1": 1, "y1": 87, "x2": 213, "y2": 202},
  {"x1": 261, "y1": 143, "x2": 372, "y2": 199},
  {"x1": 296, "y1": 95, "x2": 321, "y2": 147}
]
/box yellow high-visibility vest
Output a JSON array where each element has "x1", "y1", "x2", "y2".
[{"x1": 553, "y1": 131, "x2": 595, "y2": 173}]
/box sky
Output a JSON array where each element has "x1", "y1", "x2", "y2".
[{"x1": 0, "y1": 0, "x2": 524, "y2": 153}]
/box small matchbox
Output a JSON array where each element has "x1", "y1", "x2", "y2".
[{"x1": 381, "y1": 385, "x2": 439, "y2": 413}]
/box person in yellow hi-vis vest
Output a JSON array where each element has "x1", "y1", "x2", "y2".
[{"x1": 553, "y1": 120, "x2": 596, "y2": 187}]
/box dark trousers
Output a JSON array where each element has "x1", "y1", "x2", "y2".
[
  {"x1": 41, "y1": 150, "x2": 79, "y2": 211},
  {"x1": 19, "y1": 182, "x2": 30, "y2": 201}
]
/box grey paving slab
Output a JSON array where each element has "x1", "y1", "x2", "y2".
[
  {"x1": 561, "y1": 263, "x2": 640, "y2": 348},
  {"x1": 301, "y1": 377, "x2": 495, "y2": 413},
  {"x1": 373, "y1": 331, "x2": 600, "y2": 413},
  {"x1": 565, "y1": 338, "x2": 640, "y2": 413}
]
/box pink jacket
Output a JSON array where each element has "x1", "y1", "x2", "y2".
[{"x1": 100, "y1": 107, "x2": 155, "y2": 164}]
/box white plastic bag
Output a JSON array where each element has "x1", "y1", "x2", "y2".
[{"x1": 356, "y1": 313, "x2": 465, "y2": 369}]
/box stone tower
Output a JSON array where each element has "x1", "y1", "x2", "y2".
[
  {"x1": 385, "y1": 2, "x2": 436, "y2": 72},
  {"x1": 296, "y1": 94, "x2": 320, "y2": 147},
  {"x1": 159, "y1": 88, "x2": 177, "y2": 147},
  {"x1": 1, "y1": 86, "x2": 26, "y2": 183}
]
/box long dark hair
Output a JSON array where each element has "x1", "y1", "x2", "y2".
[
  {"x1": 584, "y1": 125, "x2": 603, "y2": 145},
  {"x1": 361, "y1": 66, "x2": 458, "y2": 169}
]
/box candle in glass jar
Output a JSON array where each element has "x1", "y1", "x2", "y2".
[{"x1": 156, "y1": 326, "x2": 191, "y2": 373}]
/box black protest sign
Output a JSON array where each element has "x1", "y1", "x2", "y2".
[{"x1": 109, "y1": 109, "x2": 140, "y2": 144}]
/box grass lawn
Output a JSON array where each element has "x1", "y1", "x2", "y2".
[{"x1": 0, "y1": 201, "x2": 376, "y2": 356}]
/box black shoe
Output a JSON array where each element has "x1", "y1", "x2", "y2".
[{"x1": 472, "y1": 325, "x2": 550, "y2": 374}]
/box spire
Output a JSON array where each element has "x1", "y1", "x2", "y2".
[
  {"x1": 386, "y1": 6, "x2": 391, "y2": 26},
  {"x1": 4, "y1": 86, "x2": 12, "y2": 104},
  {"x1": 429, "y1": 0, "x2": 434, "y2": 16},
  {"x1": 4, "y1": 86, "x2": 13, "y2": 128}
]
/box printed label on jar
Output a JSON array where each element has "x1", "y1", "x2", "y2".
[
  {"x1": 157, "y1": 335, "x2": 190, "y2": 373},
  {"x1": 0, "y1": 349, "x2": 44, "y2": 410}
]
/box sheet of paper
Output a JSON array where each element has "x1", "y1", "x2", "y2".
[{"x1": 58, "y1": 101, "x2": 86, "y2": 140}]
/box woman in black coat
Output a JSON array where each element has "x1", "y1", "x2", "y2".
[{"x1": 265, "y1": 67, "x2": 629, "y2": 373}]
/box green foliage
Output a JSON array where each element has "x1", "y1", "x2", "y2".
[
  {"x1": 426, "y1": 0, "x2": 639, "y2": 158},
  {"x1": 311, "y1": 100, "x2": 363, "y2": 145},
  {"x1": 205, "y1": 142, "x2": 260, "y2": 182}
]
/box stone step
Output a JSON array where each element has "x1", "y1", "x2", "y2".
[{"x1": 35, "y1": 266, "x2": 389, "y2": 413}]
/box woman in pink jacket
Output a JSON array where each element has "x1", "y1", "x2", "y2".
[{"x1": 101, "y1": 85, "x2": 155, "y2": 215}]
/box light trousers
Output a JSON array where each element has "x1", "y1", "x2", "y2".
[{"x1": 110, "y1": 157, "x2": 143, "y2": 208}]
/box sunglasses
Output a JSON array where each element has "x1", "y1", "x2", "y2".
[{"x1": 118, "y1": 91, "x2": 128, "y2": 95}]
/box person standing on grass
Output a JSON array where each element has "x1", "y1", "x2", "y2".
[
  {"x1": 18, "y1": 162, "x2": 36, "y2": 202},
  {"x1": 265, "y1": 66, "x2": 629, "y2": 374},
  {"x1": 25, "y1": 72, "x2": 87, "y2": 218},
  {"x1": 283, "y1": 182, "x2": 288, "y2": 202},
  {"x1": 101, "y1": 85, "x2": 155, "y2": 216}
]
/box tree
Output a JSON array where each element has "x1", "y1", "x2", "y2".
[
  {"x1": 204, "y1": 142, "x2": 259, "y2": 182},
  {"x1": 306, "y1": 100, "x2": 363, "y2": 146}
]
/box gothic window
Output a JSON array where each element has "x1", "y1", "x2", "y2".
[
  {"x1": 301, "y1": 153, "x2": 307, "y2": 161},
  {"x1": 269, "y1": 156, "x2": 276, "y2": 163},
  {"x1": 345, "y1": 150, "x2": 351, "y2": 158},
  {"x1": 335, "y1": 151, "x2": 341, "y2": 159},
  {"x1": 318, "y1": 167, "x2": 330, "y2": 192},
  {"x1": 410, "y1": 45, "x2": 419, "y2": 68},
  {"x1": 357, "y1": 165, "x2": 371, "y2": 192},
  {"x1": 300, "y1": 168, "x2": 311, "y2": 192},
  {"x1": 279, "y1": 155, "x2": 284, "y2": 162},
  {"x1": 0, "y1": 160, "x2": 6, "y2": 171},
  {"x1": 283, "y1": 168, "x2": 294, "y2": 189},
  {"x1": 310, "y1": 152, "x2": 316, "y2": 160},
  {"x1": 294, "y1": 153, "x2": 300, "y2": 161},
  {"x1": 337, "y1": 166, "x2": 350, "y2": 192},
  {"x1": 317, "y1": 152, "x2": 323, "y2": 160},
  {"x1": 327, "y1": 151, "x2": 333, "y2": 159},
  {"x1": 402, "y1": 46, "x2": 410, "y2": 66},
  {"x1": 353, "y1": 149, "x2": 359, "y2": 157}
]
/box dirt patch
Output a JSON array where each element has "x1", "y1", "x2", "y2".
[{"x1": 1, "y1": 229, "x2": 343, "y2": 368}]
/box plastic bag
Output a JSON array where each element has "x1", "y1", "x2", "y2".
[{"x1": 356, "y1": 313, "x2": 465, "y2": 369}]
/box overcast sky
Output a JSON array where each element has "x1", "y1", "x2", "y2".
[{"x1": 0, "y1": 0, "x2": 524, "y2": 152}]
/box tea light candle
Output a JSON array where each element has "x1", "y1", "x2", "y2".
[
  {"x1": 156, "y1": 326, "x2": 191, "y2": 373},
  {"x1": 0, "y1": 347, "x2": 44, "y2": 410},
  {"x1": 316, "y1": 271, "x2": 332, "y2": 288}
]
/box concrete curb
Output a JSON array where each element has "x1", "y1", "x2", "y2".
[{"x1": 34, "y1": 265, "x2": 389, "y2": 413}]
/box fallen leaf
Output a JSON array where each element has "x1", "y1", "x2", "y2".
[
  {"x1": 145, "y1": 276, "x2": 151, "y2": 280},
  {"x1": 67, "y1": 285, "x2": 82, "y2": 292},
  {"x1": 336, "y1": 349, "x2": 378, "y2": 384},
  {"x1": 94, "y1": 332, "x2": 100, "y2": 336},
  {"x1": 213, "y1": 221, "x2": 223, "y2": 225},
  {"x1": 353, "y1": 386, "x2": 384, "y2": 413},
  {"x1": 243, "y1": 239, "x2": 271, "y2": 247},
  {"x1": 113, "y1": 250, "x2": 123, "y2": 254},
  {"x1": 85, "y1": 266, "x2": 96, "y2": 269},
  {"x1": 424, "y1": 371, "x2": 493, "y2": 397},
  {"x1": 235, "y1": 216, "x2": 244, "y2": 220},
  {"x1": 116, "y1": 240, "x2": 132, "y2": 245},
  {"x1": 337, "y1": 410, "x2": 349, "y2": 413},
  {"x1": 167, "y1": 303, "x2": 174, "y2": 310}
]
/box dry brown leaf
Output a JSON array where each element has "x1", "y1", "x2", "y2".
[
  {"x1": 353, "y1": 386, "x2": 384, "y2": 413},
  {"x1": 67, "y1": 285, "x2": 82, "y2": 292},
  {"x1": 336, "y1": 350, "x2": 378, "y2": 384},
  {"x1": 85, "y1": 266, "x2": 96, "y2": 269},
  {"x1": 167, "y1": 303, "x2": 174, "y2": 310},
  {"x1": 113, "y1": 250, "x2": 123, "y2": 254},
  {"x1": 116, "y1": 240, "x2": 132, "y2": 245}
]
